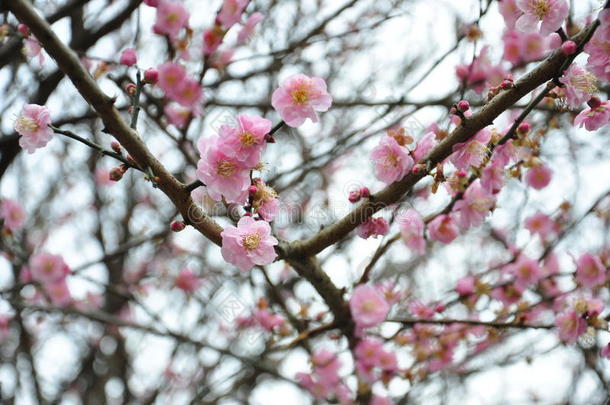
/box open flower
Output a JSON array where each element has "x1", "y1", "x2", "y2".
[
  {"x1": 0, "y1": 199, "x2": 25, "y2": 232},
  {"x1": 271, "y1": 74, "x2": 332, "y2": 127},
  {"x1": 398, "y1": 209, "x2": 426, "y2": 255},
  {"x1": 371, "y1": 136, "x2": 414, "y2": 184},
  {"x1": 220, "y1": 216, "x2": 278, "y2": 271},
  {"x1": 349, "y1": 284, "x2": 390, "y2": 328},
  {"x1": 559, "y1": 64, "x2": 598, "y2": 108},
  {"x1": 14, "y1": 104, "x2": 53, "y2": 153},
  {"x1": 222, "y1": 114, "x2": 271, "y2": 166},
  {"x1": 574, "y1": 99, "x2": 610, "y2": 131},
  {"x1": 515, "y1": 0, "x2": 569, "y2": 36},
  {"x1": 30, "y1": 252, "x2": 70, "y2": 285},
  {"x1": 453, "y1": 180, "x2": 496, "y2": 229},
  {"x1": 153, "y1": 1, "x2": 189, "y2": 38},
  {"x1": 575, "y1": 253, "x2": 607, "y2": 289}
]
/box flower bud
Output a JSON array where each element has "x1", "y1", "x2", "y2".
[
  {"x1": 560, "y1": 40, "x2": 577, "y2": 55},
  {"x1": 109, "y1": 167, "x2": 124, "y2": 182},
  {"x1": 457, "y1": 100, "x2": 470, "y2": 112},
  {"x1": 248, "y1": 185, "x2": 258, "y2": 194},
  {"x1": 348, "y1": 190, "x2": 361, "y2": 203},
  {"x1": 111, "y1": 141, "x2": 122, "y2": 154},
  {"x1": 119, "y1": 48, "x2": 137, "y2": 67},
  {"x1": 360, "y1": 187, "x2": 370, "y2": 198},
  {"x1": 126, "y1": 83, "x2": 137, "y2": 95},
  {"x1": 144, "y1": 68, "x2": 158, "y2": 84},
  {"x1": 170, "y1": 220, "x2": 186, "y2": 232},
  {"x1": 517, "y1": 122, "x2": 531, "y2": 136},
  {"x1": 587, "y1": 96, "x2": 602, "y2": 109},
  {"x1": 17, "y1": 24, "x2": 30, "y2": 37}
]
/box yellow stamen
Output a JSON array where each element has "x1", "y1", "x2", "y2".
[
  {"x1": 216, "y1": 160, "x2": 237, "y2": 177},
  {"x1": 242, "y1": 232, "x2": 261, "y2": 251}
]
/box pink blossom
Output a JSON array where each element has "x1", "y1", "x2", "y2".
[
  {"x1": 14, "y1": 104, "x2": 53, "y2": 153},
  {"x1": 449, "y1": 129, "x2": 491, "y2": 171},
  {"x1": 504, "y1": 255, "x2": 542, "y2": 289},
  {"x1": 427, "y1": 214, "x2": 459, "y2": 244},
  {"x1": 500, "y1": 0, "x2": 522, "y2": 29},
  {"x1": 119, "y1": 48, "x2": 137, "y2": 66},
  {"x1": 480, "y1": 160, "x2": 505, "y2": 194},
  {"x1": 371, "y1": 136, "x2": 413, "y2": 184},
  {"x1": 453, "y1": 180, "x2": 496, "y2": 229},
  {"x1": 174, "y1": 268, "x2": 201, "y2": 293},
  {"x1": 44, "y1": 279, "x2": 72, "y2": 307},
  {"x1": 555, "y1": 309, "x2": 587, "y2": 343},
  {"x1": 217, "y1": 0, "x2": 249, "y2": 29},
  {"x1": 503, "y1": 30, "x2": 548, "y2": 65},
  {"x1": 311, "y1": 349, "x2": 341, "y2": 385},
  {"x1": 584, "y1": 9, "x2": 610, "y2": 81},
  {"x1": 559, "y1": 64, "x2": 598, "y2": 108},
  {"x1": 209, "y1": 48, "x2": 235, "y2": 70},
  {"x1": 196, "y1": 136, "x2": 250, "y2": 204},
  {"x1": 250, "y1": 179, "x2": 280, "y2": 221},
  {"x1": 271, "y1": 74, "x2": 332, "y2": 127},
  {"x1": 157, "y1": 62, "x2": 186, "y2": 94},
  {"x1": 30, "y1": 252, "x2": 70, "y2": 284},
  {"x1": 574, "y1": 101, "x2": 610, "y2": 131},
  {"x1": 575, "y1": 253, "x2": 607, "y2": 289},
  {"x1": 524, "y1": 211, "x2": 557, "y2": 240},
  {"x1": 164, "y1": 103, "x2": 192, "y2": 128},
  {"x1": 455, "y1": 47, "x2": 506, "y2": 94},
  {"x1": 515, "y1": 0, "x2": 568, "y2": 36},
  {"x1": 357, "y1": 217, "x2": 389, "y2": 239},
  {"x1": 253, "y1": 308, "x2": 284, "y2": 331},
  {"x1": 525, "y1": 164, "x2": 552, "y2": 189},
  {"x1": 456, "y1": 276, "x2": 476, "y2": 296},
  {"x1": 349, "y1": 284, "x2": 390, "y2": 328},
  {"x1": 153, "y1": 1, "x2": 189, "y2": 38},
  {"x1": 220, "y1": 216, "x2": 278, "y2": 271},
  {"x1": 203, "y1": 26, "x2": 225, "y2": 56},
  {"x1": 490, "y1": 283, "x2": 524, "y2": 306},
  {"x1": 172, "y1": 78, "x2": 203, "y2": 108},
  {"x1": 222, "y1": 114, "x2": 271, "y2": 166},
  {"x1": 0, "y1": 199, "x2": 25, "y2": 232},
  {"x1": 412, "y1": 132, "x2": 438, "y2": 162},
  {"x1": 397, "y1": 209, "x2": 426, "y2": 255},
  {"x1": 408, "y1": 300, "x2": 436, "y2": 318},
  {"x1": 238, "y1": 12, "x2": 264, "y2": 44},
  {"x1": 23, "y1": 37, "x2": 45, "y2": 64}
]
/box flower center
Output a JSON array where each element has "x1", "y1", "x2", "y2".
[
  {"x1": 242, "y1": 232, "x2": 261, "y2": 251},
  {"x1": 240, "y1": 131, "x2": 257, "y2": 147},
  {"x1": 530, "y1": 0, "x2": 549, "y2": 19},
  {"x1": 16, "y1": 116, "x2": 39, "y2": 133},
  {"x1": 216, "y1": 160, "x2": 237, "y2": 177},
  {"x1": 384, "y1": 151, "x2": 399, "y2": 168},
  {"x1": 290, "y1": 86, "x2": 309, "y2": 105},
  {"x1": 471, "y1": 197, "x2": 491, "y2": 212},
  {"x1": 167, "y1": 12, "x2": 179, "y2": 25},
  {"x1": 569, "y1": 74, "x2": 597, "y2": 94},
  {"x1": 362, "y1": 299, "x2": 376, "y2": 313},
  {"x1": 43, "y1": 262, "x2": 54, "y2": 273}
]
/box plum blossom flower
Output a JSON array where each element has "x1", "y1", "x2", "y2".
[
  {"x1": 504, "y1": 255, "x2": 542, "y2": 289},
  {"x1": 412, "y1": 132, "x2": 438, "y2": 162},
  {"x1": 500, "y1": 0, "x2": 522, "y2": 29},
  {"x1": 427, "y1": 214, "x2": 460, "y2": 244},
  {"x1": 0, "y1": 199, "x2": 25, "y2": 232},
  {"x1": 559, "y1": 64, "x2": 598, "y2": 108},
  {"x1": 222, "y1": 114, "x2": 271, "y2": 166},
  {"x1": 574, "y1": 99, "x2": 610, "y2": 131},
  {"x1": 271, "y1": 74, "x2": 332, "y2": 127},
  {"x1": 449, "y1": 129, "x2": 491, "y2": 171},
  {"x1": 371, "y1": 136, "x2": 413, "y2": 184},
  {"x1": 575, "y1": 253, "x2": 607, "y2": 289},
  {"x1": 357, "y1": 217, "x2": 390, "y2": 239},
  {"x1": 584, "y1": 9, "x2": 610, "y2": 81},
  {"x1": 14, "y1": 104, "x2": 53, "y2": 153},
  {"x1": 217, "y1": 0, "x2": 249, "y2": 29},
  {"x1": 238, "y1": 12, "x2": 264, "y2": 44},
  {"x1": 220, "y1": 216, "x2": 278, "y2": 271},
  {"x1": 455, "y1": 47, "x2": 506, "y2": 94},
  {"x1": 525, "y1": 163, "x2": 552, "y2": 189},
  {"x1": 555, "y1": 309, "x2": 587, "y2": 343},
  {"x1": 349, "y1": 284, "x2": 390, "y2": 328},
  {"x1": 164, "y1": 103, "x2": 192, "y2": 128},
  {"x1": 397, "y1": 209, "x2": 426, "y2": 255},
  {"x1": 453, "y1": 180, "x2": 496, "y2": 229},
  {"x1": 196, "y1": 136, "x2": 250, "y2": 204},
  {"x1": 153, "y1": 1, "x2": 189, "y2": 38},
  {"x1": 480, "y1": 160, "x2": 505, "y2": 194},
  {"x1": 174, "y1": 268, "x2": 201, "y2": 293},
  {"x1": 250, "y1": 179, "x2": 280, "y2": 221},
  {"x1": 524, "y1": 211, "x2": 557, "y2": 240},
  {"x1": 29, "y1": 253, "x2": 70, "y2": 285},
  {"x1": 203, "y1": 25, "x2": 225, "y2": 56},
  {"x1": 515, "y1": 0, "x2": 569, "y2": 36},
  {"x1": 456, "y1": 276, "x2": 476, "y2": 296}
]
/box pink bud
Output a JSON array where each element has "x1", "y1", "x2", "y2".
[
  {"x1": 248, "y1": 185, "x2": 258, "y2": 194},
  {"x1": 126, "y1": 83, "x2": 137, "y2": 95},
  {"x1": 17, "y1": 24, "x2": 30, "y2": 37},
  {"x1": 560, "y1": 40, "x2": 577, "y2": 55},
  {"x1": 143, "y1": 0, "x2": 159, "y2": 6},
  {"x1": 170, "y1": 220, "x2": 186, "y2": 232},
  {"x1": 119, "y1": 48, "x2": 137, "y2": 67},
  {"x1": 109, "y1": 167, "x2": 124, "y2": 182},
  {"x1": 243, "y1": 212, "x2": 252, "y2": 217},
  {"x1": 144, "y1": 68, "x2": 158, "y2": 84},
  {"x1": 359, "y1": 187, "x2": 370, "y2": 198},
  {"x1": 111, "y1": 141, "x2": 122, "y2": 154},
  {"x1": 517, "y1": 122, "x2": 530, "y2": 135},
  {"x1": 456, "y1": 170, "x2": 467, "y2": 178},
  {"x1": 457, "y1": 100, "x2": 470, "y2": 112},
  {"x1": 348, "y1": 190, "x2": 361, "y2": 203},
  {"x1": 548, "y1": 33, "x2": 562, "y2": 49}
]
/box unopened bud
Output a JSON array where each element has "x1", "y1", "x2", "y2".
[
  {"x1": 170, "y1": 220, "x2": 186, "y2": 232},
  {"x1": 17, "y1": 24, "x2": 30, "y2": 37},
  {"x1": 144, "y1": 68, "x2": 158, "y2": 84},
  {"x1": 248, "y1": 185, "x2": 258, "y2": 194},
  {"x1": 517, "y1": 122, "x2": 531, "y2": 135},
  {"x1": 109, "y1": 167, "x2": 124, "y2": 182},
  {"x1": 348, "y1": 190, "x2": 361, "y2": 203},
  {"x1": 360, "y1": 187, "x2": 370, "y2": 198},
  {"x1": 126, "y1": 83, "x2": 137, "y2": 95},
  {"x1": 560, "y1": 40, "x2": 577, "y2": 55},
  {"x1": 587, "y1": 96, "x2": 602, "y2": 109},
  {"x1": 457, "y1": 100, "x2": 470, "y2": 112},
  {"x1": 111, "y1": 141, "x2": 122, "y2": 154}
]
